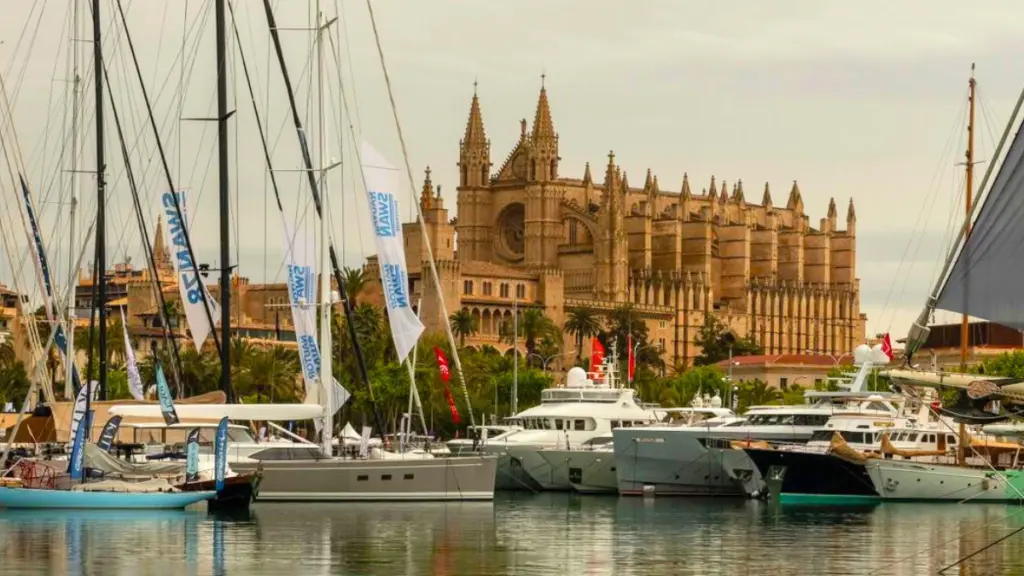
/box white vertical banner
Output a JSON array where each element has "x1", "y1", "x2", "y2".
[
  {"x1": 360, "y1": 142, "x2": 424, "y2": 363},
  {"x1": 359, "y1": 426, "x2": 372, "y2": 458},
  {"x1": 119, "y1": 308, "x2": 145, "y2": 401},
  {"x1": 281, "y1": 217, "x2": 350, "y2": 430},
  {"x1": 66, "y1": 380, "x2": 96, "y2": 449},
  {"x1": 160, "y1": 191, "x2": 221, "y2": 351}
]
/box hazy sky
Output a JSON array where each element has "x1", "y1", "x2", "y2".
[{"x1": 2, "y1": 0, "x2": 1024, "y2": 342}]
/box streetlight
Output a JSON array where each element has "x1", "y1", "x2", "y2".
[
  {"x1": 527, "y1": 350, "x2": 577, "y2": 372},
  {"x1": 805, "y1": 349, "x2": 842, "y2": 367},
  {"x1": 631, "y1": 341, "x2": 665, "y2": 381}
]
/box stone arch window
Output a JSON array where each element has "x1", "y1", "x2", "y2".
[
  {"x1": 461, "y1": 165, "x2": 467, "y2": 185},
  {"x1": 530, "y1": 159, "x2": 536, "y2": 180},
  {"x1": 482, "y1": 309, "x2": 493, "y2": 334},
  {"x1": 481, "y1": 165, "x2": 488, "y2": 184},
  {"x1": 550, "y1": 158, "x2": 556, "y2": 179},
  {"x1": 463, "y1": 280, "x2": 473, "y2": 295},
  {"x1": 516, "y1": 284, "x2": 526, "y2": 299},
  {"x1": 500, "y1": 283, "x2": 510, "y2": 298},
  {"x1": 568, "y1": 219, "x2": 579, "y2": 244}
]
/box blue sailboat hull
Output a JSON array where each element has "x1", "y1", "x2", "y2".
[{"x1": 0, "y1": 487, "x2": 215, "y2": 510}]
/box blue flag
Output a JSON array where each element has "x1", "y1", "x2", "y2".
[
  {"x1": 214, "y1": 417, "x2": 228, "y2": 492},
  {"x1": 185, "y1": 428, "x2": 201, "y2": 483},
  {"x1": 67, "y1": 412, "x2": 88, "y2": 480},
  {"x1": 96, "y1": 416, "x2": 122, "y2": 452},
  {"x1": 156, "y1": 363, "x2": 179, "y2": 425}
]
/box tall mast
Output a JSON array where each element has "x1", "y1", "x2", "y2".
[
  {"x1": 961, "y1": 64, "x2": 976, "y2": 372},
  {"x1": 316, "y1": 1, "x2": 333, "y2": 455},
  {"x1": 512, "y1": 289, "x2": 517, "y2": 414},
  {"x1": 93, "y1": 0, "x2": 106, "y2": 401},
  {"x1": 215, "y1": 0, "x2": 232, "y2": 400},
  {"x1": 66, "y1": 0, "x2": 81, "y2": 400}
]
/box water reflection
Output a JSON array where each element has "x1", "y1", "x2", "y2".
[{"x1": 1, "y1": 496, "x2": 1023, "y2": 574}]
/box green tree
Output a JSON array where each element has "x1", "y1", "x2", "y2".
[
  {"x1": 736, "y1": 379, "x2": 781, "y2": 412},
  {"x1": 342, "y1": 267, "x2": 366, "y2": 307},
  {"x1": 564, "y1": 306, "x2": 601, "y2": 362},
  {"x1": 603, "y1": 304, "x2": 663, "y2": 377},
  {"x1": 693, "y1": 313, "x2": 763, "y2": 366},
  {"x1": 448, "y1": 309, "x2": 478, "y2": 348}
]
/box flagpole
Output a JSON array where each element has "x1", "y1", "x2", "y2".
[{"x1": 512, "y1": 288, "x2": 518, "y2": 414}]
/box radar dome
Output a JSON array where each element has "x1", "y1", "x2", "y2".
[
  {"x1": 869, "y1": 344, "x2": 891, "y2": 364},
  {"x1": 853, "y1": 344, "x2": 872, "y2": 365},
  {"x1": 566, "y1": 367, "x2": 588, "y2": 388},
  {"x1": 710, "y1": 394, "x2": 722, "y2": 408}
]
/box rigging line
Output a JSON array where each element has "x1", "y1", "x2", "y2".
[
  {"x1": 177, "y1": 0, "x2": 188, "y2": 187},
  {"x1": 149, "y1": 0, "x2": 171, "y2": 91},
  {"x1": 228, "y1": 0, "x2": 311, "y2": 290},
  {"x1": 24, "y1": 3, "x2": 71, "y2": 204},
  {"x1": 260, "y1": 0, "x2": 386, "y2": 437},
  {"x1": 112, "y1": 0, "x2": 223, "y2": 359},
  {"x1": 364, "y1": 0, "x2": 482, "y2": 427},
  {"x1": 937, "y1": 521, "x2": 1024, "y2": 574},
  {"x1": 3, "y1": 0, "x2": 47, "y2": 108},
  {"x1": 876, "y1": 98, "x2": 966, "y2": 326},
  {"x1": 0, "y1": 0, "x2": 41, "y2": 83},
  {"x1": 100, "y1": 48, "x2": 185, "y2": 390},
  {"x1": 868, "y1": 498, "x2": 1024, "y2": 574}
]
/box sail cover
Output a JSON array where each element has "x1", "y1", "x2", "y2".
[{"x1": 935, "y1": 121, "x2": 1024, "y2": 328}]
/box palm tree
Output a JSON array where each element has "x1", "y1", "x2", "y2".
[
  {"x1": 564, "y1": 306, "x2": 601, "y2": 362},
  {"x1": 342, "y1": 267, "x2": 366, "y2": 307},
  {"x1": 449, "y1": 309, "x2": 478, "y2": 348},
  {"x1": 242, "y1": 345, "x2": 301, "y2": 403},
  {"x1": 160, "y1": 299, "x2": 180, "y2": 329},
  {"x1": 519, "y1": 308, "x2": 557, "y2": 362}
]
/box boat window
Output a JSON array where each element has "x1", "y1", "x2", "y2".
[
  {"x1": 381, "y1": 474, "x2": 392, "y2": 481},
  {"x1": 228, "y1": 429, "x2": 256, "y2": 443},
  {"x1": 793, "y1": 414, "x2": 827, "y2": 427},
  {"x1": 810, "y1": 430, "x2": 832, "y2": 442},
  {"x1": 907, "y1": 433, "x2": 919, "y2": 442},
  {"x1": 927, "y1": 434, "x2": 936, "y2": 444},
  {"x1": 866, "y1": 401, "x2": 891, "y2": 412},
  {"x1": 947, "y1": 435, "x2": 957, "y2": 445},
  {"x1": 404, "y1": 474, "x2": 414, "y2": 480},
  {"x1": 357, "y1": 475, "x2": 368, "y2": 481},
  {"x1": 555, "y1": 419, "x2": 564, "y2": 430},
  {"x1": 575, "y1": 419, "x2": 586, "y2": 431}
]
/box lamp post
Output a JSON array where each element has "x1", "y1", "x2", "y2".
[{"x1": 528, "y1": 350, "x2": 577, "y2": 372}]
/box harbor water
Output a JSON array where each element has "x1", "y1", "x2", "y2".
[{"x1": 2, "y1": 493, "x2": 1023, "y2": 575}]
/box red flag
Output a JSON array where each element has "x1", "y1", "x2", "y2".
[
  {"x1": 627, "y1": 335, "x2": 636, "y2": 383},
  {"x1": 881, "y1": 333, "x2": 893, "y2": 360},
  {"x1": 589, "y1": 338, "x2": 605, "y2": 373},
  {"x1": 433, "y1": 347, "x2": 460, "y2": 424}
]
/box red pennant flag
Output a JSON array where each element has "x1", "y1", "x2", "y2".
[
  {"x1": 627, "y1": 335, "x2": 636, "y2": 383},
  {"x1": 433, "y1": 347, "x2": 460, "y2": 424},
  {"x1": 590, "y1": 338, "x2": 605, "y2": 373},
  {"x1": 881, "y1": 333, "x2": 893, "y2": 361}
]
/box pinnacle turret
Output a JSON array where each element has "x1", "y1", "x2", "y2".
[{"x1": 762, "y1": 182, "x2": 772, "y2": 207}]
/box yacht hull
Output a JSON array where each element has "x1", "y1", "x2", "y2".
[
  {"x1": 612, "y1": 429, "x2": 743, "y2": 496},
  {"x1": 866, "y1": 460, "x2": 1024, "y2": 503},
  {"x1": 536, "y1": 450, "x2": 617, "y2": 494},
  {"x1": 744, "y1": 448, "x2": 878, "y2": 504},
  {"x1": 507, "y1": 446, "x2": 572, "y2": 491},
  {"x1": 231, "y1": 455, "x2": 497, "y2": 501}
]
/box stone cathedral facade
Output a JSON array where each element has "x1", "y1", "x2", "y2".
[{"x1": 364, "y1": 84, "x2": 866, "y2": 368}]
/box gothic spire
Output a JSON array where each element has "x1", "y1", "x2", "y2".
[
  {"x1": 708, "y1": 175, "x2": 716, "y2": 198},
  {"x1": 604, "y1": 151, "x2": 616, "y2": 186},
  {"x1": 787, "y1": 180, "x2": 804, "y2": 212},
  {"x1": 720, "y1": 180, "x2": 729, "y2": 203},
  {"x1": 531, "y1": 81, "x2": 555, "y2": 141},
  {"x1": 153, "y1": 214, "x2": 169, "y2": 270},
  {"x1": 847, "y1": 197, "x2": 856, "y2": 221},
  {"x1": 733, "y1": 179, "x2": 745, "y2": 203},
  {"x1": 462, "y1": 88, "x2": 487, "y2": 146},
  {"x1": 681, "y1": 172, "x2": 692, "y2": 199},
  {"x1": 762, "y1": 182, "x2": 772, "y2": 207},
  {"x1": 643, "y1": 168, "x2": 654, "y2": 192},
  {"x1": 421, "y1": 166, "x2": 434, "y2": 209},
  {"x1": 582, "y1": 161, "x2": 592, "y2": 186},
  {"x1": 827, "y1": 197, "x2": 837, "y2": 219},
  {"x1": 621, "y1": 171, "x2": 630, "y2": 193}
]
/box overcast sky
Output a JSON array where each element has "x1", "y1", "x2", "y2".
[{"x1": 2, "y1": 0, "x2": 1024, "y2": 342}]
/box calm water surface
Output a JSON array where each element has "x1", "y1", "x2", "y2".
[{"x1": 2, "y1": 494, "x2": 1024, "y2": 575}]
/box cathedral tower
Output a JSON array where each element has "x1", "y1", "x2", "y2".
[
  {"x1": 455, "y1": 85, "x2": 492, "y2": 262},
  {"x1": 523, "y1": 79, "x2": 563, "y2": 269}
]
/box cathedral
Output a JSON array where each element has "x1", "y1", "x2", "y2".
[{"x1": 364, "y1": 83, "x2": 866, "y2": 368}]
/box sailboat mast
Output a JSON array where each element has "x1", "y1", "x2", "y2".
[
  {"x1": 93, "y1": 0, "x2": 106, "y2": 401},
  {"x1": 215, "y1": 0, "x2": 232, "y2": 400},
  {"x1": 316, "y1": 1, "x2": 334, "y2": 455},
  {"x1": 961, "y1": 64, "x2": 976, "y2": 372},
  {"x1": 66, "y1": 0, "x2": 81, "y2": 400},
  {"x1": 512, "y1": 291, "x2": 517, "y2": 414}
]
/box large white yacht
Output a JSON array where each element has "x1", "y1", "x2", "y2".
[
  {"x1": 537, "y1": 398, "x2": 737, "y2": 494},
  {"x1": 450, "y1": 352, "x2": 656, "y2": 491}
]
